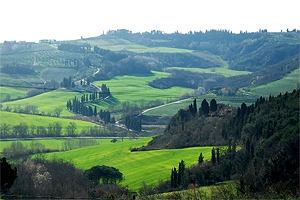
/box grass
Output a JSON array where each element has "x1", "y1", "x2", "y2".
[
  {"x1": 79, "y1": 38, "x2": 193, "y2": 53},
  {"x1": 0, "y1": 86, "x2": 29, "y2": 102},
  {"x1": 243, "y1": 68, "x2": 300, "y2": 97},
  {"x1": 166, "y1": 66, "x2": 251, "y2": 77},
  {"x1": 0, "y1": 111, "x2": 100, "y2": 134},
  {"x1": 93, "y1": 71, "x2": 194, "y2": 110},
  {"x1": 0, "y1": 138, "x2": 103, "y2": 153},
  {"x1": 144, "y1": 93, "x2": 256, "y2": 117},
  {"x1": 0, "y1": 139, "x2": 65, "y2": 153},
  {"x1": 3, "y1": 89, "x2": 83, "y2": 117},
  {"x1": 41, "y1": 138, "x2": 215, "y2": 191},
  {"x1": 155, "y1": 181, "x2": 237, "y2": 199}
]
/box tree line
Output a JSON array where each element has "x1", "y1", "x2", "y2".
[
  {"x1": 0, "y1": 157, "x2": 130, "y2": 199},
  {"x1": 66, "y1": 85, "x2": 114, "y2": 123},
  {"x1": 124, "y1": 115, "x2": 142, "y2": 132},
  {"x1": 0, "y1": 122, "x2": 76, "y2": 138}
]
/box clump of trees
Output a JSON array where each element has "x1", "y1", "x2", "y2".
[
  {"x1": 145, "y1": 90, "x2": 300, "y2": 198},
  {"x1": 124, "y1": 115, "x2": 142, "y2": 132},
  {"x1": 66, "y1": 86, "x2": 114, "y2": 123},
  {"x1": 170, "y1": 160, "x2": 185, "y2": 188},
  {"x1": 2, "y1": 141, "x2": 55, "y2": 159},
  {"x1": 1, "y1": 157, "x2": 130, "y2": 199},
  {"x1": 60, "y1": 76, "x2": 75, "y2": 89},
  {"x1": 85, "y1": 165, "x2": 123, "y2": 185}
]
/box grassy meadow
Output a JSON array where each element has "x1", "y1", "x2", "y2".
[
  {"x1": 0, "y1": 86, "x2": 29, "y2": 102},
  {"x1": 244, "y1": 68, "x2": 300, "y2": 96},
  {"x1": 93, "y1": 71, "x2": 194, "y2": 110},
  {"x1": 38, "y1": 137, "x2": 215, "y2": 190},
  {"x1": 3, "y1": 89, "x2": 83, "y2": 117},
  {"x1": 0, "y1": 111, "x2": 100, "y2": 134},
  {"x1": 79, "y1": 38, "x2": 193, "y2": 53},
  {"x1": 166, "y1": 66, "x2": 251, "y2": 77}
]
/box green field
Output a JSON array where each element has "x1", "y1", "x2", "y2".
[
  {"x1": 0, "y1": 86, "x2": 29, "y2": 102},
  {"x1": 166, "y1": 66, "x2": 251, "y2": 77},
  {"x1": 0, "y1": 111, "x2": 100, "y2": 134},
  {"x1": 243, "y1": 68, "x2": 300, "y2": 96},
  {"x1": 0, "y1": 138, "x2": 104, "y2": 153},
  {"x1": 144, "y1": 93, "x2": 256, "y2": 117},
  {"x1": 79, "y1": 38, "x2": 193, "y2": 53},
  {"x1": 93, "y1": 71, "x2": 193, "y2": 110},
  {"x1": 0, "y1": 139, "x2": 66, "y2": 153},
  {"x1": 3, "y1": 89, "x2": 82, "y2": 117},
  {"x1": 41, "y1": 138, "x2": 214, "y2": 190}
]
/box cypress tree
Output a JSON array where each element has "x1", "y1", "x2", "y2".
[
  {"x1": 216, "y1": 148, "x2": 220, "y2": 164},
  {"x1": 193, "y1": 98, "x2": 197, "y2": 114},
  {"x1": 211, "y1": 147, "x2": 216, "y2": 165},
  {"x1": 178, "y1": 160, "x2": 185, "y2": 185},
  {"x1": 93, "y1": 106, "x2": 97, "y2": 116},
  {"x1": 201, "y1": 99, "x2": 209, "y2": 116},
  {"x1": 198, "y1": 152, "x2": 204, "y2": 164},
  {"x1": 210, "y1": 99, "x2": 217, "y2": 111}
]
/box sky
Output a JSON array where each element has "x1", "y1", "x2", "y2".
[{"x1": 0, "y1": 0, "x2": 299, "y2": 42}]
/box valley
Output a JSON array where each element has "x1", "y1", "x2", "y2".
[{"x1": 0, "y1": 30, "x2": 299, "y2": 199}]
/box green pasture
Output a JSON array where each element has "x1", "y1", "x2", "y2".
[
  {"x1": 93, "y1": 71, "x2": 193, "y2": 110},
  {"x1": 242, "y1": 68, "x2": 300, "y2": 96},
  {"x1": 80, "y1": 38, "x2": 193, "y2": 53},
  {"x1": 0, "y1": 86, "x2": 29, "y2": 102},
  {"x1": 42, "y1": 138, "x2": 214, "y2": 191},
  {"x1": 3, "y1": 89, "x2": 82, "y2": 117},
  {"x1": 166, "y1": 66, "x2": 251, "y2": 77},
  {"x1": 0, "y1": 111, "x2": 100, "y2": 134}
]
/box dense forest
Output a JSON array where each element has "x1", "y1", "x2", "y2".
[{"x1": 142, "y1": 90, "x2": 299, "y2": 198}]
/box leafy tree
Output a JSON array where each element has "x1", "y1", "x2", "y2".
[
  {"x1": 85, "y1": 165, "x2": 123, "y2": 185},
  {"x1": 67, "y1": 122, "x2": 77, "y2": 136},
  {"x1": 54, "y1": 107, "x2": 63, "y2": 117}
]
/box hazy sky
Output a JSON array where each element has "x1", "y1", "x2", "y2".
[{"x1": 0, "y1": 0, "x2": 299, "y2": 42}]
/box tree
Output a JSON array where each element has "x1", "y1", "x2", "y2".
[
  {"x1": 84, "y1": 165, "x2": 123, "y2": 185},
  {"x1": 198, "y1": 152, "x2": 204, "y2": 164},
  {"x1": 171, "y1": 167, "x2": 178, "y2": 188},
  {"x1": 67, "y1": 122, "x2": 77, "y2": 136},
  {"x1": 193, "y1": 99, "x2": 197, "y2": 113},
  {"x1": 178, "y1": 160, "x2": 185, "y2": 185},
  {"x1": 54, "y1": 107, "x2": 63, "y2": 117},
  {"x1": 201, "y1": 99, "x2": 209, "y2": 116},
  {"x1": 211, "y1": 147, "x2": 216, "y2": 165},
  {"x1": 0, "y1": 157, "x2": 17, "y2": 194},
  {"x1": 53, "y1": 122, "x2": 62, "y2": 136},
  {"x1": 216, "y1": 148, "x2": 220, "y2": 164},
  {"x1": 210, "y1": 99, "x2": 217, "y2": 112}
]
